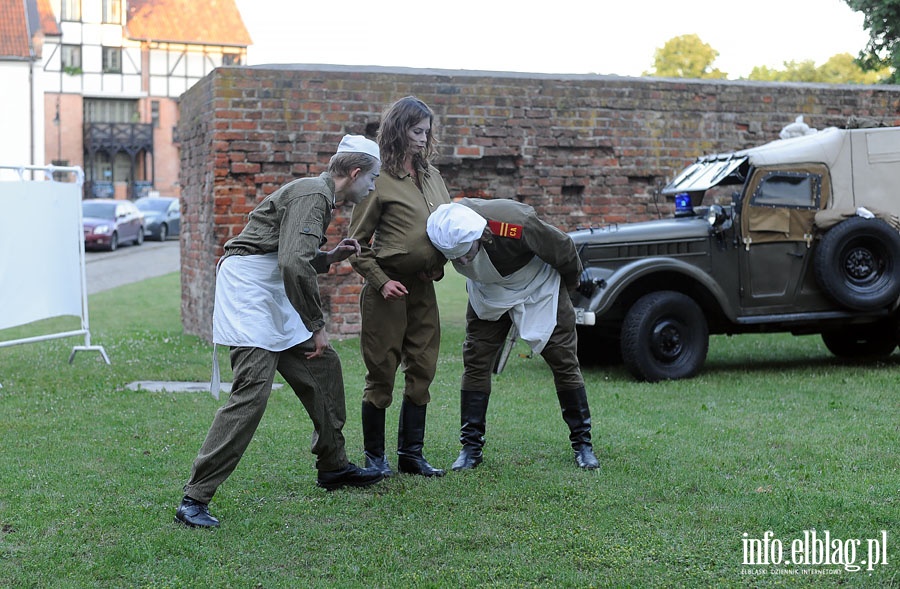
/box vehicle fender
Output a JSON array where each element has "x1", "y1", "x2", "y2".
[{"x1": 582, "y1": 257, "x2": 734, "y2": 319}]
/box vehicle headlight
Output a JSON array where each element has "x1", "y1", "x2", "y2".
[{"x1": 94, "y1": 225, "x2": 110, "y2": 234}]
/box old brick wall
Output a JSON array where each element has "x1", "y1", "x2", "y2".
[{"x1": 178, "y1": 64, "x2": 900, "y2": 342}]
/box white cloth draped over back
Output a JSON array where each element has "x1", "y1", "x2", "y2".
[
  {"x1": 453, "y1": 249, "x2": 560, "y2": 353},
  {"x1": 210, "y1": 253, "x2": 313, "y2": 398}
]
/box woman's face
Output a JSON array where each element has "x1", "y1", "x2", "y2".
[{"x1": 406, "y1": 117, "x2": 431, "y2": 155}]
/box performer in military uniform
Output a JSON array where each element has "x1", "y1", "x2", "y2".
[
  {"x1": 426, "y1": 198, "x2": 601, "y2": 471},
  {"x1": 175, "y1": 135, "x2": 385, "y2": 529},
  {"x1": 349, "y1": 97, "x2": 451, "y2": 477}
]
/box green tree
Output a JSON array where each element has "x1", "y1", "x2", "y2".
[
  {"x1": 746, "y1": 53, "x2": 889, "y2": 83},
  {"x1": 818, "y1": 53, "x2": 889, "y2": 83},
  {"x1": 644, "y1": 34, "x2": 727, "y2": 79},
  {"x1": 844, "y1": 0, "x2": 900, "y2": 83}
]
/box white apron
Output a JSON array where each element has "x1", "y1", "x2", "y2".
[
  {"x1": 209, "y1": 253, "x2": 313, "y2": 398},
  {"x1": 454, "y1": 249, "x2": 560, "y2": 353}
]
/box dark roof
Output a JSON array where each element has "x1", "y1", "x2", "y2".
[{"x1": 127, "y1": 0, "x2": 251, "y2": 46}]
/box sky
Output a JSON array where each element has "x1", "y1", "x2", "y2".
[{"x1": 234, "y1": 0, "x2": 872, "y2": 79}]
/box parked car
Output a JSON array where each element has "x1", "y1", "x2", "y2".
[
  {"x1": 82, "y1": 198, "x2": 144, "y2": 251},
  {"x1": 135, "y1": 196, "x2": 181, "y2": 241},
  {"x1": 567, "y1": 122, "x2": 900, "y2": 382}
]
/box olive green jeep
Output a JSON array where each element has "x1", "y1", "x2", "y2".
[{"x1": 569, "y1": 123, "x2": 900, "y2": 381}]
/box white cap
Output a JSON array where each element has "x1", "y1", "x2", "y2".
[
  {"x1": 337, "y1": 134, "x2": 380, "y2": 161},
  {"x1": 426, "y1": 203, "x2": 487, "y2": 259}
]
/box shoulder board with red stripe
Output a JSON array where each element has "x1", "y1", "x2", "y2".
[{"x1": 488, "y1": 220, "x2": 523, "y2": 239}]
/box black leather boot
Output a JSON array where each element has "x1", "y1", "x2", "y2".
[
  {"x1": 557, "y1": 386, "x2": 600, "y2": 469},
  {"x1": 174, "y1": 496, "x2": 220, "y2": 528},
  {"x1": 451, "y1": 390, "x2": 490, "y2": 471},
  {"x1": 361, "y1": 401, "x2": 393, "y2": 477},
  {"x1": 396, "y1": 399, "x2": 445, "y2": 477}
]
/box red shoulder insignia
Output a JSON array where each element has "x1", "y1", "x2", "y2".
[{"x1": 488, "y1": 220, "x2": 523, "y2": 239}]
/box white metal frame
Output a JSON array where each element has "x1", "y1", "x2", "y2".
[{"x1": 0, "y1": 164, "x2": 110, "y2": 365}]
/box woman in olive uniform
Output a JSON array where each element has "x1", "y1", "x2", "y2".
[{"x1": 349, "y1": 97, "x2": 451, "y2": 477}]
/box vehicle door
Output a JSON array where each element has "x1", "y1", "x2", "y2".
[
  {"x1": 738, "y1": 164, "x2": 830, "y2": 312},
  {"x1": 117, "y1": 203, "x2": 138, "y2": 242},
  {"x1": 167, "y1": 200, "x2": 181, "y2": 235}
]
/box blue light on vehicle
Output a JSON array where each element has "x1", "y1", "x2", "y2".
[{"x1": 674, "y1": 192, "x2": 692, "y2": 215}]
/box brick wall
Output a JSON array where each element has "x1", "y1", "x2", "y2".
[{"x1": 179, "y1": 64, "x2": 900, "y2": 341}]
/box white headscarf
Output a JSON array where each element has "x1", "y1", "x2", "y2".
[{"x1": 427, "y1": 203, "x2": 487, "y2": 259}]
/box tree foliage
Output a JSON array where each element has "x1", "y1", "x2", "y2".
[
  {"x1": 646, "y1": 32, "x2": 891, "y2": 84},
  {"x1": 644, "y1": 34, "x2": 727, "y2": 79},
  {"x1": 845, "y1": 0, "x2": 900, "y2": 83},
  {"x1": 747, "y1": 53, "x2": 889, "y2": 84}
]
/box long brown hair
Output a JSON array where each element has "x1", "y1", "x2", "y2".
[{"x1": 377, "y1": 96, "x2": 437, "y2": 178}]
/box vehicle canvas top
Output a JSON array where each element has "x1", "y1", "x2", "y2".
[{"x1": 663, "y1": 125, "x2": 900, "y2": 215}]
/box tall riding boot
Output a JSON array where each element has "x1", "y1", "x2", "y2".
[
  {"x1": 361, "y1": 401, "x2": 393, "y2": 477},
  {"x1": 396, "y1": 399, "x2": 446, "y2": 477},
  {"x1": 557, "y1": 386, "x2": 600, "y2": 469},
  {"x1": 452, "y1": 390, "x2": 490, "y2": 471}
]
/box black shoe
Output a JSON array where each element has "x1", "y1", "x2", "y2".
[
  {"x1": 316, "y1": 463, "x2": 385, "y2": 491},
  {"x1": 174, "y1": 496, "x2": 220, "y2": 528},
  {"x1": 451, "y1": 447, "x2": 483, "y2": 471},
  {"x1": 364, "y1": 451, "x2": 394, "y2": 477},
  {"x1": 575, "y1": 445, "x2": 600, "y2": 470},
  {"x1": 397, "y1": 454, "x2": 446, "y2": 477}
]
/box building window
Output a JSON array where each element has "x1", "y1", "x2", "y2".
[
  {"x1": 85, "y1": 99, "x2": 138, "y2": 123},
  {"x1": 61, "y1": 0, "x2": 81, "y2": 21},
  {"x1": 222, "y1": 53, "x2": 241, "y2": 66},
  {"x1": 61, "y1": 45, "x2": 82, "y2": 73},
  {"x1": 102, "y1": 0, "x2": 121, "y2": 24},
  {"x1": 102, "y1": 47, "x2": 122, "y2": 73},
  {"x1": 151, "y1": 100, "x2": 160, "y2": 128}
]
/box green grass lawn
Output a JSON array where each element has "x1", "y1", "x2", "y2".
[{"x1": 0, "y1": 271, "x2": 897, "y2": 588}]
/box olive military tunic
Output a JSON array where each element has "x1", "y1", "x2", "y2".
[
  {"x1": 453, "y1": 198, "x2": 585, "y2": 393},
  {"x1": 349, "y1": 163, "x2": 451, "y2": 407},
  {"x1": 184, "y1": 174, "x2": 351, "y2": 503}
]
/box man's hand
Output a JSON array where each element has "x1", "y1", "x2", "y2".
[
  {"x1": 305, "y1": 328, "x2": 331, "y2": 359},
  {"x1": 380, "y1": 279, "x2": 409, "y2": 300},
  {"x1": 326, "y1": 238, "x2": 361, "y2": 265}
]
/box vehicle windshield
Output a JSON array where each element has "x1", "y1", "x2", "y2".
[
  {"x1": 82, "y1": 201, "x2": 117, "y2": 219},
  {"x1": 136, "y1": 198, "x2": 170, "y2": 213},
  {"x1": 661, "y1": 156, "x2": 747, "y2": 196}
]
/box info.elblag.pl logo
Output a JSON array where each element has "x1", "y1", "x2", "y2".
[{"x1": 742, "y1": 530, "x2": 889, "y2": 574}]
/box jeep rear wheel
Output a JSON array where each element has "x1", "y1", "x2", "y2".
[
  {"x1": 621, "y1": 291, "x2": 709, "y2": 382},
  {"x1": 821, "y1": 325, "x2": 897, "y2": 359},
  {"x1": 814, "y1": 217, "x2": 900, "y2": 311}
]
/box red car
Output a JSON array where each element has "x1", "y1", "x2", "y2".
[{"x1": 82, "y1": 199, "x2": 144, "y2": 251}]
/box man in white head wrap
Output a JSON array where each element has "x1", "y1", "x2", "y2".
[
  {"x1": 176, "y1": 135, "x2": 385, "y2": 529},
  {"x1": 426, "y1": 198, "x2": 600, "y2": 472}
]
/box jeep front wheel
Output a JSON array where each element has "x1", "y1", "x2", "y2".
[{"x1": 621, "y1": 291, "x2": 709, "y2": 382}]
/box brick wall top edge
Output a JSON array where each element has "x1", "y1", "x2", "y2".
[{"x1": 228, "y1": 64, "x2": 900, "y2": 91}]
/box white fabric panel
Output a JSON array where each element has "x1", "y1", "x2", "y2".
[{"x1": 0, "y1": 181, "x2": 84, "y2": 330}]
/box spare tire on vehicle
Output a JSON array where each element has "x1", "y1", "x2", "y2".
[{"x1": 813, "y1": 216, "x2": 900, "y2": 311}]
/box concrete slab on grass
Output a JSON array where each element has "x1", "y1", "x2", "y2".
[{"x1": 126, "y1": 381, "x2": 283, "y2": 394}]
